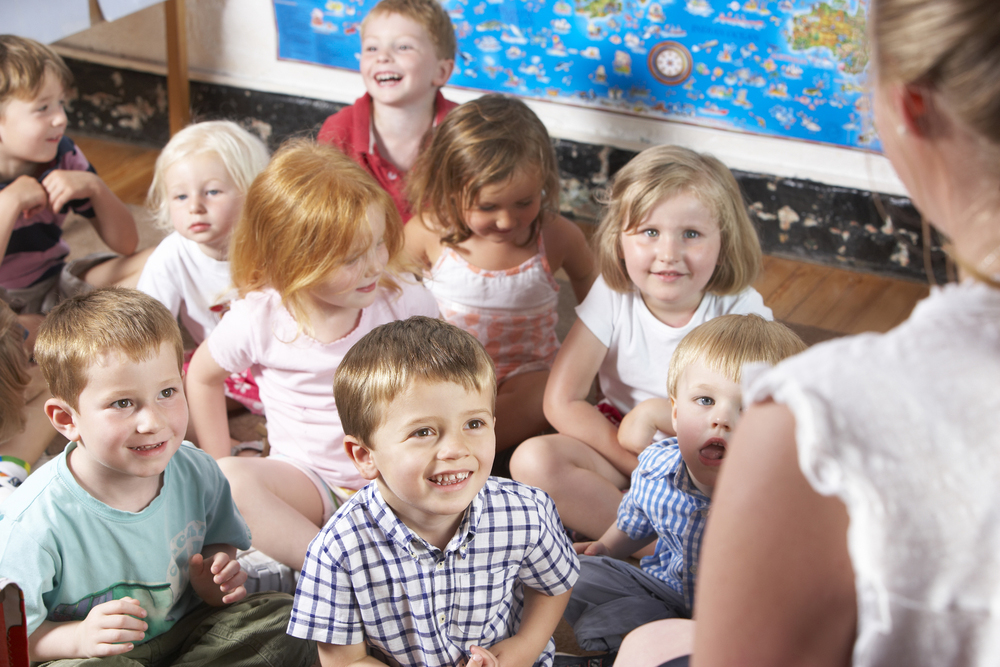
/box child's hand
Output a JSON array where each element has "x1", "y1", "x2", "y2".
[
  {"x1": 574, "y1": 540, "x2": 610, "y2": 556},
  {"x1": 41, "y1": 169, "x2": 100, "y2": 214},
  {"x1": 3, "y1": 175, "x2": 49, "y2": 219},
  {"x1": 74, "y1": 596, "x2": 147, "y2": 657},
  {"x1": 460, "y1": 644, "x2": 500, "y2": 667},
  {"x1": 189, "y1": 551, "x2": 248, "y2": 606}
]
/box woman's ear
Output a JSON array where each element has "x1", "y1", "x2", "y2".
[
  {"x1": 344, "y1": 435, "x2": 380, "y2": 481},
  {"x1": 893, "y1": 83, "x2": 934, "y2": 138},
  {"x1": 45, "y1": 398, "x2": 80, "y2": 443}
]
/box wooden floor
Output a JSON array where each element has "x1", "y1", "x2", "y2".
[{"x1": 72, "y1": 134, "x2": 931, "y2": 337}]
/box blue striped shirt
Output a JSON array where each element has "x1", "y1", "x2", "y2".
[
  {"x1": 617, "y1": 438, "x2": 710, "y2": 612},
  {"x1": 288, "y1": 477, "x2": 580, "y2": 667}
]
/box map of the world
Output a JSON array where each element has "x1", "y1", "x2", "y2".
[{"x1": 273, "y1": 0, "x2": 877, "y2": 151}]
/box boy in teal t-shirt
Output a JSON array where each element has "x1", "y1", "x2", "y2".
[{"x1": 0, "y1": 288, "x2": 314, "y2": 664}]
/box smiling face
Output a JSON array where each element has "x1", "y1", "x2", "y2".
[
  {"x1": 48, "y1": 342, "x2": 187, "y2": 505},
  {"x1": 347, "y1": 379, "x2": 495, "y2": 546},
  {"x1": 0, "y1": 69, "x2": 68, "y2": 178},
  {"x1": 463, "y1": 168, "x2": 543, "y2": 245},
  {"x1": 670, "y1": 358, "x2": 742, "y2": 496},
  {"x1": 164, "y1": 152, "x2": 243, "y2": 260},
  {"x1": 620, "y1": 192, "x2": 721, "y2": 327},
  {"x1": 359, "y1": 12, "x2": 453, "y2": 109}
]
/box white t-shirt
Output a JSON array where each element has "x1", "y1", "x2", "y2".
[
  {"x1": 207, "y1": 279, "x2": 440, "y2": 489},
  {"x1": 745, "y1": 280, "x2": 1000, "y2": 666},
  {"x1": 136, "y1": 232, "x2": 236, "y2": 344},
  {"x1": 575, "y1": 276, "x2": 772, "y2": 414}
]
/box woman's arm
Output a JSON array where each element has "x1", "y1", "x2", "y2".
[
  {"x1": 543, "y1": 320, "x2": 638, "y2": 476},
  {"x1": 185, "y1": 342, "x2": 234, "y2": 460},
  {"x1": 692, "y1": 401, "x2": 856, "y2": 667}
]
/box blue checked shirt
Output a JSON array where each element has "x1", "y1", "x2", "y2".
[
  {"x1": 288, "y1": 477, "x2": 580, "y2": 667},
  {"x1": 617, "y1": 438, "x2": 711, "y2": 612}
]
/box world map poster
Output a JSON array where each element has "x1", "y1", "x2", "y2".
[{"x1": 273, "y1": 0, "x2": 877, "y2": 151}]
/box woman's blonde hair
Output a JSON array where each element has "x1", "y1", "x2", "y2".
[
  {"x1": 593, "y1": 145, "x2": 762, "y2": 295},
  {"x1": 0, "y1": 303, "x2": 30, "y2": 444},
  {"x1": 407, "y1": 94, "x2": 560, "y2": 247},
  {"x1": 147, "y1": 120, "x2": 270, "y2": 230},
  {"x1": 230, "y1": 139, "x2": 405, "y2": 330}
]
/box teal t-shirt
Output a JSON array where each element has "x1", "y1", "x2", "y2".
[{"x1": 0, "y1": 441, "x2": 251, "y2": 638}]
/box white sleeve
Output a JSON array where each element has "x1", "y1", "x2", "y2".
[
  {"x1": 574, "y1": 275, "x2": 618, "y2": 346},
  {"x1": 205, "y1": 296, "x2": 258, "y2": 375},
  {"x1": 726, "y1": 287, "x2": 773, "y2": 320},
  {"x1": 136, "y1": 235, "x2": 183, "y2": 318}
]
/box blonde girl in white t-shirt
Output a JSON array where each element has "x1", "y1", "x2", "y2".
[
  {"x1": 510, "y1": 145, "x2": 770, "y2": 542},
  {"x1": 186, "y1": 140, "x2": 438, "y2": 569}
]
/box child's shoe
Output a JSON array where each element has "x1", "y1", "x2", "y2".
[
  {"x1": 554, "y1": 651, "x2": 617, "y2": 666},
  {"x1": 237, "y1": 547, "x2": 297, "y2": 595}
]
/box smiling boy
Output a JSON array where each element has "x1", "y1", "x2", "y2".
[
  {"x1": 317, "y1": 0, "x2": 457, "y2": 222},
  {"x1": 563, "y1": 314, "x2": 806, "y2": 652},
  {"x1": 288, "y1": 316, "x2": 579, "y2": 667},
  {"x1": 0, "y1": 288, "x2": 314, "y2": 665}
]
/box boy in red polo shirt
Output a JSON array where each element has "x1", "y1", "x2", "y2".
[{"x1": 318, "y1": 0, "x2": 457, "y2": 223}]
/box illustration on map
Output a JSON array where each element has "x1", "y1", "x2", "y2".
[{"x1": 274, "y1": 0, "x2": 877, "y2": 151}]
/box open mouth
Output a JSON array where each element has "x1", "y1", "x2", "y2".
[
  {"x1": 698, "y1": 438, "x2": 726, "y2": 466},
  {"x1": 375, "y1": 73, "x2": 402, "y2": 83},
  {"x1": 429, "y1": 471, "x2": 470, "y2": 486},
  {"x1": 129, "y1": 442, "x2": 165, "y2": 453},
  {"x1": 356, "y1": 281, "x2": 378, "y2": 293}
]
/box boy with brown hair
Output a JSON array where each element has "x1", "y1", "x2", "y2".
[
  {"x1": 317, "y1": 0, "x2": 457, "y2": 222},
  {"x1": 289, "y1": 316, "x2": 579, "y2": 666},
  {"x1": 0, "y1": 287, "x2": 314, "y2": 664}
]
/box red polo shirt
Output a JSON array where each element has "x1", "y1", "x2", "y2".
[{"x1": 317, "y1": 91, "x2": 458, "y2": 223}]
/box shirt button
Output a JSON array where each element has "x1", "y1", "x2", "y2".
[
  {"x1": 436, "y1": 561, "x2": 445, "y2": 569},
  {"x1": 438, "y1": 612, "x2": 447, "y2": 625},
  {"x1": 689, "y1": 564, "x2": 698, "y2": 574}
]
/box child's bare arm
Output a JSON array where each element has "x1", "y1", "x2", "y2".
[
  {"x1": 186, "y1": 343, "x2": 234, "y2": 459},
  {"x1": 317, "y1": 640, "x2": 386, "y2": 666},
  {"x1": 578, "y1": 523, "x2": 656, "y2": 560},
  {"x1": 544, "y1": 321, "x2": 639, "y2": 476},
  {"x1": 618, "y1": 398, "x2": 675, "y2": 455},
  {"x1": 544, "y1": 214, "x2": 595, "y2": 303},
  {"x1": 0, "y1": 176, "x2": 48, "y2": 255},
  {"x1": 189, "y1": 544, "x2": 247, "y2": 606},
  {"x1": 42, "y1": 170, "x2": 138, "y2": 255},
  {"x1": 402, "y1": 214, "x2": 438, "y2": 272},
  {"x1": 28, "y1": 597, "x2": 148, "y2": 661},
  {"x1": 486, "y1": 588, "x2": 571, "y2": 667}
]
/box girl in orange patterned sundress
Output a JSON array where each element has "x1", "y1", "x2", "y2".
[{"x1": 405, "y1": 94, "x2": 594, "y2": 455}]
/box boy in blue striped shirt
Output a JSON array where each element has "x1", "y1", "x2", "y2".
[{"x1": 564, "y1": 314, "x2": 806, "y2": 652}]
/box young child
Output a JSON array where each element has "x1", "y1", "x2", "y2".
[
  {"x1": 0, "y1": 288, "x2": 315, "y2": 665},
  {"x1": 186, "y1": 140, "x2": 439, "y2": 571},
  {"x1": 405, "y1": 94, "x2": 594, "y2": 453},
  {"x1": 137, "y1": 120, "x2": 270, "y2": 418},
  {"x1": 510, "y1": 145, "x2": 772, "y2": 542},
  {"x1": 0, "y1": 36, "x2": 146, "y2": 337},
  {"x1": 318, "y1": 0, "x2": 457, "y2": 222},
  {"x1": 0, "y1": 300, "x2": 55, "y2": 500},
  {"x1": 289, "y1": 316, "x2": 579, "y2": 667},
  {"x1": 564, "y1": 314, "x2": 806, "y2": 652}
]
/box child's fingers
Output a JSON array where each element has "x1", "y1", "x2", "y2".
[{"x1": 221, "y1": 583, "x2": 248, "y2": 605}]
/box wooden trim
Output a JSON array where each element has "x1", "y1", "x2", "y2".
[{"x1": 164, "y1": 0, "x2": 190, "y2": 135}]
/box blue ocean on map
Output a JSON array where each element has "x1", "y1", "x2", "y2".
[{"x1": 274, "y1": 0, "x2": 879, "y2": 151}]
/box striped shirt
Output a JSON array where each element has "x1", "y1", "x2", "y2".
[
  {"x1": 289, "y1": 477, "x2": 580, "y2": 667},
  {"x1": 0, "y1": 137, "x2": 96, "y2": 289},
  {"x1": 617, "y1": 438, "x2": 711, "y2": 612}
]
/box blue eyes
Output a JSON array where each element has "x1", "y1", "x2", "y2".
[
  {"x1": 683, "y1": 229, "x2": 701, "y2": 239},
  {"x1": 696, "y1": 397, "x2": 715, "y2": 406}
]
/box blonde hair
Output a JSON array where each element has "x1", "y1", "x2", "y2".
[
  {"x1": 593, "y1": 145, "x2": 762, "y2": 295},
  {"x1": 362, "y1": 0, "x2": 457, "y2": 60},
  {"x1": 0, "y1": 35, "x2": 73, "y2": 107},
  {"x1": 407, "y1": 94, "x2": 559, "y2": 247},
  {"x1": 230, "y1": 139, "x2": 405, "y2": 331},
  {"x1": 667, "y1": 314, "x2": 806, "y2": 398},
  {"x1": 34, "y1": 288, "x2": 184, "y2": 411},
  {"x1": 334, "y1": 316, "x2": 496, "y2": 447},
  {"x1": 0, "y1": 303, "x2": 30, "y2": 444},
  {"x1": 146, "y1": 120, "x2": 269, "y2": 230}
]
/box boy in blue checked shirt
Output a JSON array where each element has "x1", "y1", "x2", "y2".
[
  {"x1": 564, "y1": 315, "x2": 806, "y2": 652},
  {"x1": 288, "y1": 316, "x2": 580, "y2": 667}
]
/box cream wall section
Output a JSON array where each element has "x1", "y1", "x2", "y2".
[{"x1": 54, "y1": 0, "x2": 906, "y2": 195}]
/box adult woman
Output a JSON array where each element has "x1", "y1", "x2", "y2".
[{"x1": 618, "y1": 0, "x2": 1000, "y2": 664}]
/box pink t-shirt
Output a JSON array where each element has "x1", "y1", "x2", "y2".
[{"x1": 207, "y1": 278, "x2": 439, "y2": 489}]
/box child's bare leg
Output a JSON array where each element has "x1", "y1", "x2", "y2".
[
  {"x1": 3, "y1": 365, "x2": 57, "y2": 465},
  {"x1": 83, "y1": 246, "x2": 155, "y2": 289},
  {"x1": 495, "y1": 370, "x2": 550, "y2": 452},
  {"x1": 510, "y1": 433, "x2": 629, "y2": 539},
  {"x1": 617, "y1": 619, "x2": 695, "y2": 667},
  {"x1": 217, "y1": 458, "x2": 325, "y2": 570}
]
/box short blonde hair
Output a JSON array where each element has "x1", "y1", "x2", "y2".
[
  {"x1": 230, "y1": 139, "x2": 406, "y2": 333},
  {"x1": 0, "y1": 303, "x2": 30, "y2": 444},
  {"x1": 334, "y1": 316, "x2": 496, "y2": 447},
  {"x1": 34, "y1": 288, "x2": 184, "y2": 411},
  {"x1": 667, "y1": 314, "x2": 806, "y2": 398},
  {"x1": 407, "y1": 94, "x2": 559, "y2": 247},
  {"x1": 594, "y1": 145, "x2": 763, "y2": 296},
  {"x1": 362, "y1": 0, "x2": 457, "y2": 60},
  {"x1": 0, "y1": 35, "x2": 73, "y2": 108},
  {"x1": 147, "y1": 120, "x2": 269, "y2": 230}
]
